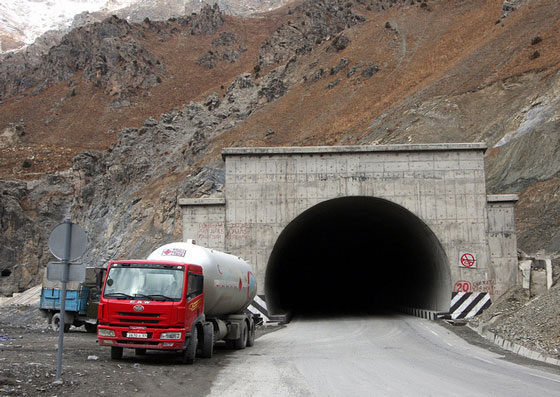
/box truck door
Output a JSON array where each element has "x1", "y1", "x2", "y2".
[{"x1": 186, "y1": 272, "x2": 204, "y2": 322}]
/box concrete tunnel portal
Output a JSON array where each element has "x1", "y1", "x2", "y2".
[
  {"x1": 183, "y1": 144, "x2": 519, "y2": 321},
  {"x1": 265, "y1": 197, "x2": 452, "y2": 317}
]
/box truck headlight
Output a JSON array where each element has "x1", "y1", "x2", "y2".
[
  {"x1": 98, "y1": 328, "x2": 115, "y2": 337},
  {"x1": 161, "y1": 332, "x2": 182, "y2": 340}
]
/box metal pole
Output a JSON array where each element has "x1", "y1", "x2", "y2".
[{"x1": 56, "y1": 218, "x2": 72, "y2": 381}]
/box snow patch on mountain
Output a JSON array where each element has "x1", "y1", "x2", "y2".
[{"x1": 0, "y1": 0, "x2": 137, "y2": 51}]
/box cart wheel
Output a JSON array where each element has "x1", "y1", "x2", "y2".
[
  {"x1": 183, "y1": 326, "x2": 197, "y2": 364},
  {"x1": 200, "y1": 323, "x2": 214, "y2": 358},
  {"x1": 246, "y1": 320, "x2": 255, "y2": 347},
  {"x1": 51, "y1": 313, "x2": 71, "y2": 333},
  {"x1": 233, "y1": 320, "x2": 248, "y2": 350}
]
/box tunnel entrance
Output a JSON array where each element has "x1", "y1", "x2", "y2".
[{"x1": 265, "y1": 196, "x2": 451, "y2": 317}]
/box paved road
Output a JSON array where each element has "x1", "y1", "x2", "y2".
[{"x1": 210, "y1": 314, "x2": 560, "y2": 396}]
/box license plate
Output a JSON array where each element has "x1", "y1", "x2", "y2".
[{"x1": 127, "y1": 332, "x2": 148, "y2": 339}]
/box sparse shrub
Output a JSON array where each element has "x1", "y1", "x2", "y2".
[
  {"x1": 531, "y1": 36, "x2": 542, "y2": 45},
  {"x1": 22, "y1": 160, "x2": 32, "y2": 168},
  {"x1": 361, "y1": 64, "x2": 379, "y2": 78},
  {"x1": 529, "y1": 51, "x2": 540, "y2": 60}
]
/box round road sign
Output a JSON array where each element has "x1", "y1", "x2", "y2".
[
  {"x1": 460, "y1": 253, "x2": 476, "y2": 268},
  {"x1": 48, "y1": 220, "x2": 88, "y2": 261}
]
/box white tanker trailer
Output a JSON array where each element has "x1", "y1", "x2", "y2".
[{"x1": 97, "y1": 240, "x2": 258, "y2": 364}]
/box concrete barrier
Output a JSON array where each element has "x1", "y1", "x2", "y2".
[
  {"x1": 394, "y1": 305, "x2": 438, "y2": 320},
  {"x1": 469, "y1": 324, "x2": 560, "y2": 367}
]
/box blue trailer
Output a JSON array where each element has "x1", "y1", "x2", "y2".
[{"x1": 39, "y1": 266, "x2": 105, "y2": 332}]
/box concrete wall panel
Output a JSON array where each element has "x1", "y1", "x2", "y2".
[{"x1": 181, "y1": 144, "x2": 519, "y2": 311}]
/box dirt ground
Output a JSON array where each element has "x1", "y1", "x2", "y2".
[
  {"x1": 468, "y1": 283, "x2": 560, "y2": 360},
  {"x1": 0, "y1": 305, "x2": 281, "y2": 396},
  {"x1": 2, "y1": 300, "x2": 560, "y2": 396}
]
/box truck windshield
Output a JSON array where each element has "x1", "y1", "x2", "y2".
[{"x1": 104, "y1": 263, "x2": 184, "y2": 301}]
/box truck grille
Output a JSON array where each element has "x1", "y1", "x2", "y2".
[
  {"x1": 119, "y1": 319, "x2": 159, "y2": 324},
  {"x1": 118, "y1": 312, "x2": 160, "y2": 317},
  {"x1": 117, "y1": 312, "x2": 162, "y2": 325}
]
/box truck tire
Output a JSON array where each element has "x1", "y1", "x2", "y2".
[
  {"x1": 183, "y1": 326, "x2": 197, "y2": 364},
  {"x1": 51, "y1": 313, "x2": 70, "y2": 333},
  {"x1": 201, "y1": 323, "x2": 214, "y2": 358},
  {"x1": 246, "y1": 320, "x2": 255, "y2": 347},
  {"x1": 233, "y1": 320, "x2": 248, "y2": 350},
  {"x1": 84, "y1": 322, "x2": 97, "y2": 333},
  {"x1": 111, "y1": 346, "x2": 123, "y2": 359}
]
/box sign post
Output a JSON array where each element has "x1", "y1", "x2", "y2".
[{"x1": 47, "y1": 218, "x2": 88, "y2": 381}]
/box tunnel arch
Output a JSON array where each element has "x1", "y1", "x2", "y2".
[{"x1": 265, "y1": 196, "x2": 451, "y2": 317}]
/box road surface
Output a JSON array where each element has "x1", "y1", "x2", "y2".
[{"x1": 210, "y1": 314, "x2": 560, "y2": 396}]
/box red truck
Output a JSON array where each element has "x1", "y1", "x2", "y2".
[{"x1": 97, "y1": 241, "x2": 258, "y2": 363}]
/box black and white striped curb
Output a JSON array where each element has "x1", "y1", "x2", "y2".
[
  {"x1": 448, "y1": 292, "x2": 491, "y2": 320},
  {"x1": 394, "y1": 305, "x2": 439, "y2": 320},
  {"x1": 246, "y1": 295, "x2": 287, "y2": 324}
]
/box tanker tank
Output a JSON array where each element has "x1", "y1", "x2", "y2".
[{"x1": 147, "y1": 241, "x2": 257, "y2": 318}]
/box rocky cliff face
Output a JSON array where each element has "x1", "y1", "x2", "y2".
[
  {"x1": 0, "y1": 0, "x2": 294, "y2": 56},
  {"x1": 0, "y1": 176, "x2": 74, "y2": 295},
  {"x1": 0, "y1": 15, "x2": 164, "y2": 101},
  {"x1": 0, "y1": 38, "x2": 296, "y2": 294},
  {"x1": 0, "y1": 4, "x2": 242, "y2": 101},
  {"x1": 1, "y1": 0, "x2": 559, "y2": 295}
]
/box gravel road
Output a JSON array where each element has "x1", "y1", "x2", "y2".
[
  {"x1": 209, "y1": 314, "x2": 560, "y2": 396},
  {"x1": 2, "y1": 304, "x2": 559, "y2": 396}
]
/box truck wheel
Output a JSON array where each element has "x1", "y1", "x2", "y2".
[
  {"x1": 183, "y1": 326, "x2": 197, "y2": 364},
  {"x1": 201, "y1": 323, "x2": 214, "y2": 358},
  {"x1": 111, "y1": 346, "x2": 123, "y2": 360},
  {"x1": 233, "y1": 320, "x2": 248, "y2": 350},
  {"x1": 51, "y1": 313, "x2": 70, "y2": 333},
  {"x1": 84, "y1": 322, "x2": 97, "y2": 333},
  {"x1": 246, "y1": 321, "x2": 255, "y2": 347}
]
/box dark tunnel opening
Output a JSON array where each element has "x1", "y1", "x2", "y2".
[{"x1": 265, "y1": 197, "x2": 451, "y2": 317}]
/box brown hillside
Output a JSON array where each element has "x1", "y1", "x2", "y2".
[
  {"x1": 3, "y1": 1, "x2": 559, "y2": 178},
  {"x1": 0, "y1": 0, "x2": 559, "y2": 262},
  {"x1": 0, "y1": 13, "x2": 286, "y2": 180},
  {"x1": 211, "y1": 0, "x2": 560, "y2": 150}
]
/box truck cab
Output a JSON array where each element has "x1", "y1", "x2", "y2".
[{"x1": 97, "y1": 260, "x2": 204, "y2": 360}]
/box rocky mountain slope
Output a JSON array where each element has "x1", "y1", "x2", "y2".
[
  {"x1": 0, "y1": 0, "x2": 291, "y2": 54},
  {"x1": 0, "y1": 0, "x2": 559, "y2": 303}
]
